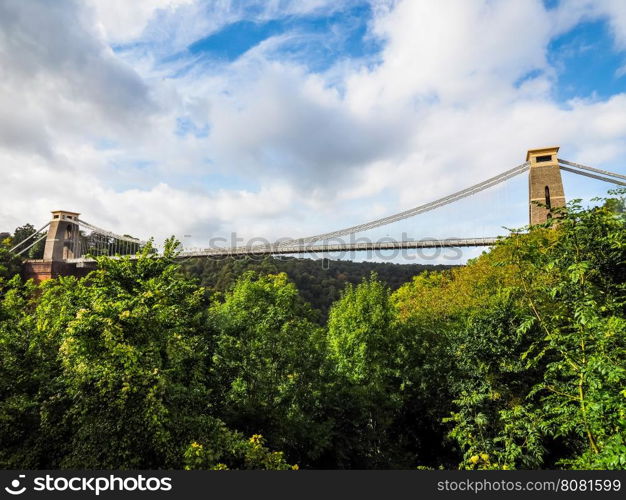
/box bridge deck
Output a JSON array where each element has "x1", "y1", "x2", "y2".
[{"x1": 66, "y1": 237, "x2": 500, "y2": 263}]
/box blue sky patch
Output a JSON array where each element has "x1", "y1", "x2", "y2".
[
  {"x1": 549, "y1": 20, "x2": 626, "y2": 102},
  {"x1": 542, "y1": 0, "x2": 559, "y2": 10},
  {"x1": 176, "y1": 117, "x2": 210, "y2": 138},
  {"x1": 187, "y1": 2, "x2": 381, "y2": 71},
  {"x1": 189, "y1": 19, "x2": 282, "y2": 60},
  {"x1": 514, "y1": 68, "x2": 546, "y2": 89}
]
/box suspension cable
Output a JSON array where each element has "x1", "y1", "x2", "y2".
[
  {"x1": 558, "y1": 158, "x2": 626, "y2": 181},
  {"x1": 15, "y1": 232, "x2": 48, "y2": 257},
  {"x1": 9, "y1": 222, "x2": 50, "y2": 252},
  {"x1": 77, "y1": 219, "x2": 147, "y2": 245},
  {"x1": 278, "y1": 161, "x2": 530, "y2": 246},
  {"x1": 559, "y1": 165, "x2": 626, "y2": 187}
]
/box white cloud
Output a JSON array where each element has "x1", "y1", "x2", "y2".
[
  {"x1": 559, "y1": 0, "x2": 626, "y2": 49},
  {"x1": 0, "y1": 0, "x2": 156, "y2": 155},
  {"x1": 86, "y1": 0, "x2": 197, "y2": 44},
  {"x1": 604, "y1": 0, "x2": 626, "y2": 48},
  {"x1": 346, "y1": 0, "x2": 551, "y2": 110}
]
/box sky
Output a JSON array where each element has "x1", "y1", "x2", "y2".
[{"x1": 1, "y1": 0, "x2": 626, "y2": 263}]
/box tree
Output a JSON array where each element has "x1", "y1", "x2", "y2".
[
  {"x1": 0, "y1": 239, "x2": 22, "y2": 285},
  {"x1": 0, "y1": 276, "x2": 49, "y2": 468},
  {"x1": 323, "y1": 274, "x2": 402, "y2": 468},
  {"x1": 207, "y1": 272, "x2": 329, "y2": 466},
  {"x1": 48, "y1": 240, "x2": 217, "y2": 468},
  {"x1": 11, "y1": 224, "x2": 45, "y2": 259},
  {"x1": 445, "y1": 195, "x2": 626, "y2": 469},
  {"x1": 507, "y1": 198, "x2": 626, "y2": 469},
  {"x1": 0, "y1": 240, "x2": 300, "y2": 469}
]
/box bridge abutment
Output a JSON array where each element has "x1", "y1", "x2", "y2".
[{"x1": 21, "y1": 260, "x2": 95, "y2": 283}]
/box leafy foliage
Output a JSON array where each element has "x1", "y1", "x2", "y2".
[
  {"x1": 206, "y1": 272, "x2": 329, "y2": 466},
  {"x1": 0, "y1": 240, "x2": 22, "y2": 285},
  {"x1": 183, "y1": 432, "x2": 297, "y2": 470},
  {"x1": 434, "y1": 195, "x2": 626, "y2": 469},
  {"x1": 322, "y1": 276, "x2": 402, "y2": 467}
]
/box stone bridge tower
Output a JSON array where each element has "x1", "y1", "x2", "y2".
[
  {"x1": 527, "y1": 146, "x2": 566, "y2": 225},
  {"x1": 22, "y1": 210, "x2": 92, "y2": 283},
  {"x1": 43, "y1": 210, "x2": 81, "y2": 261}
]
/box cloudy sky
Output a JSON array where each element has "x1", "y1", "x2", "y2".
[{"x1": 1, "y1": 0, "x2": 625, "y2": 261}]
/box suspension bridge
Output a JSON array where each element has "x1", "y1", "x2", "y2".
[{"x1": 13, "y1": 147, "x2": 626, "y2": 282}]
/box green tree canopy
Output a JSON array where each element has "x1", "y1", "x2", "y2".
[{"x1": 207, "y1": 271, "x2": 328, "y2": 466}]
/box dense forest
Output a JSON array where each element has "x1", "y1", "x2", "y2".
[
  {"x1": 181, "y1": 256, "x2": 453, "y2": 320},
  {"x1": 0, "y1": 192, "x2": 624, "y2": 470}
]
